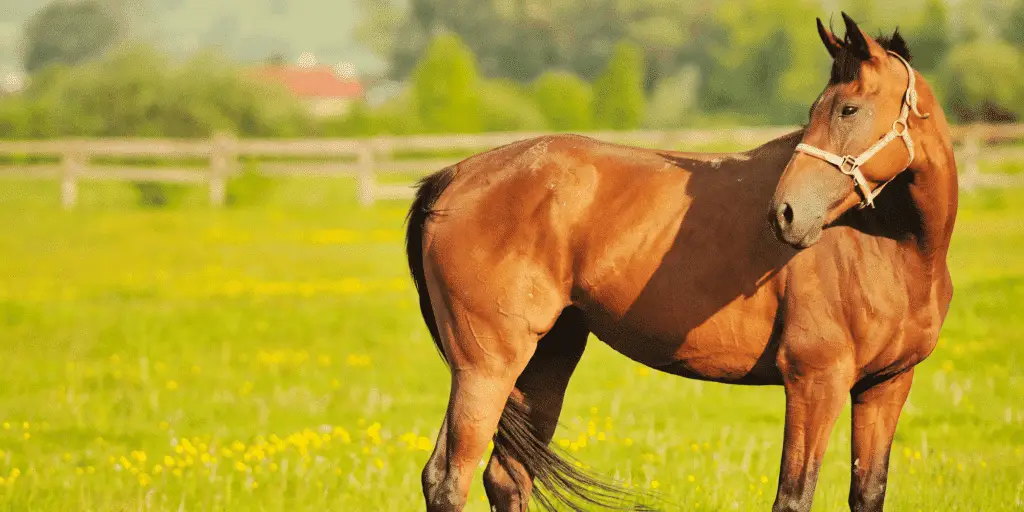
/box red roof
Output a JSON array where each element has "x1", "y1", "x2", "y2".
[{"x1": 252, "y1": 66, "x2": 363, "y2": 99}]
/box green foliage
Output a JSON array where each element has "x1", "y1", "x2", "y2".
[
  {"x1": 699, "y1": 0, "x2": 828, "y2": 124},
  {"x1": 320, "y1": 93, "x2": 425, "y2": 137},
  {"x1": 226, "y1": 164, "x2": 277, "y2": 207},
  {"x1": 411, "y1": 33, "x2": 482, "y2": 134},
  {"x1": 905, "y1": 0, "x2": 954, "y2": 72},
  {"x1": 363, "y1": 0, "x2": 706, "y2": 82},
  {"x1": 532, "y1": 71, "x2": 594, "y2": 131},
  {"x1": 592, "y1": 42, "x2": 646, "y2": 130},
  {"x1": 1007, "y1": 0, "x2": 1024, "y2": 50},
  {"x1": 938, "y1": 39, "x2": 1024, "y2": 122},
  {"x1": 322, "y1": 101, "x2": 375, "y2": 137},
  {"x1": 22, "y1": 0, "x2": 120, "y2": 73},
  {"x1": 478, "y1": 80, "x2": 548, "y2": 132},
  {"x1": 0, "y1": 45, "x2": 313, "y2": 139},
  {"x1": 644, "y1": 65, "x2": 701, "y2": 129},
  {"x1": 132, "y1": 181, "x2": 190, "y2": 208}
]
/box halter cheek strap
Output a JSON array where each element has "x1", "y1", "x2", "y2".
[{"x1": 794, "y1": 52, "x2": 930, "y2": 209}]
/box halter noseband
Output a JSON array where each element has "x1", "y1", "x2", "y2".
[{"x1": 794, "y1": 52, "x2": 930, "y2": 209}]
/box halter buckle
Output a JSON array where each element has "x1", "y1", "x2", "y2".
[
  {"x1": 892, "y1": 119, "x2": 908, "y2": 137},
  {"x1": 839, "y1": 155, "x2": 859, "y2": 176}
]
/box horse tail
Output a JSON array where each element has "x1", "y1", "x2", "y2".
[
  {"x1": 404, "y1": 166, "x2": 456, "y2": 364},
  {"x1": 495, "y1": 398, "x2": 657, "y2": 511},
  {"x1": 405, "y1": 166, "x2": 654, "y2": 511}
]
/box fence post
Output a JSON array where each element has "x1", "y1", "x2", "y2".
[
  {"x1": 357, "y1": 139, "x2": 376, "y2": 207},
  {"x1": 61, "y1": 140, "x2": 84, "y2": 209},
  {"x1": 209, "y1": 132, "x2": 236, "y2": 207},
  {"x1": 960, "y1": 125, "x2": 981, "y2": 191}
]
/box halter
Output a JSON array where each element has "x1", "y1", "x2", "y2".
[{"x1": 794, "y1": 51, "x2": 930, "y2": 209}]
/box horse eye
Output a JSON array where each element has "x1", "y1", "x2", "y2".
[{"x1": 841, "y1": 105, "x2": 859, "y2": 117}]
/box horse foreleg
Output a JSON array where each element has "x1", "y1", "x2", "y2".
[
  {"x1": 773, "y1": 365, "x2": 852, "y2": 512},
  {"x1": 848, "y1": 369, "x2": 914, "y2": 512}
]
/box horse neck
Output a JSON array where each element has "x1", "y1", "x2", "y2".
[{"x1": 904, "y1": 82, "x2": 958, "y2": 268}]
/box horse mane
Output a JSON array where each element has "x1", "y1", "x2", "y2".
[{"x1": 831, "y1": 27, "x2": 913, "y2": 84}]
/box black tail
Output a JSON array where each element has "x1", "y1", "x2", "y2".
[
  {"x1": 405, "y1": 168, "x2": 656, "y2": 511},
  {"x1": 405, "y1": 167, "x2": 455, "y2": 364}
]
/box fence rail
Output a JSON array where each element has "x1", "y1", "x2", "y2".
[{"x1": 0, "y1": 125, "x2": 1021, "y2": 208}]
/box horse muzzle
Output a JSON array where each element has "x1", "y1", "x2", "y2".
[{"x1": 770, "y1": 197, "x2": 825, "y2": 249}]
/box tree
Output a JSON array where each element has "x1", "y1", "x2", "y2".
[
  {"x1": 904, "y1": 0, "x2": 953, "y2": 72},
  {"x1": 696, "y1": 0, "x2": 828, "y2": 124},
  {"x1": 2, "y1": 44, "x2": 313, "y2": 139},
  {"x1": 411, "y1": 33, "x2": 482, "y2": 133},
  {"x1": 22, "y1": 0, "x2": 120, "y2": 73},
  {"x1": 1007, "y1": 0, "x2": 1024, "y2": 50},
  {"x1": 532, "y1": 71, "x2": 593, "y2": 131},
  {"x1": 644, "y1": 65, "x2": 701, "y2": 129},
  {"x1": 592, "y1": 42, "x2": 646, "y2": 130},
  {"x1": 938, "y1": 39, "x2": 1024, "y2": 122},
  {"x1": 357, "y1": 0, "x2": 706, "y2": 83},
  {"x1": 478, "y1": 80, "x2": 548, "y2": 132}
]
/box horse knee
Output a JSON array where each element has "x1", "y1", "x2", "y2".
[{"x1": 484, "y1": 456, "x2": 529, "y2": 512}]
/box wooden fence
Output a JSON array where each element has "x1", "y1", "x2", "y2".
[{"x1": 0, "y1": 125, "x2": 1022, "y2": 208}]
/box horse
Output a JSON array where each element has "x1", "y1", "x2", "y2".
[{"x1": 404, "y1": 13, "x2": 957, "y2": 512}]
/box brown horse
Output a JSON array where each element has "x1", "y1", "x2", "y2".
[{"x1": 405, "y1": 13, "x2": 956, "y2": 512}]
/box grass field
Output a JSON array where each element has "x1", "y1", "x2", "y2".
[{"x1": 0, "y1": 176, "x2": 1022, "y2": 511}]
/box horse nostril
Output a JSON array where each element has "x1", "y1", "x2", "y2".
[{"x1": 777, "y1": 202, "x2": 794, "y2": 229}]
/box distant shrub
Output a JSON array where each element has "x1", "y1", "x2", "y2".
[
  {"x1": 132, "y1": 181, "x2": 190, "y2": 208},
  {"x1": 592, "y1": 41, "x2": 647, "y2": 130},
  {"x1": 411, "y1": 33, "x2": 482, "y2": 133},
  {"x1": 938, "y1": 40, "x2": 1024, "y2": 123},
  {"x1": 1, "y1": 45, "x2": 314, "y2": 139},
  {"x1": 532, "y1": 71, "x2": 593, "y2": 131},
  {"x1": 644, "y1": 65, "x2": 701, "y2": 129},
  {"x1": 478, "y1": 80, "x2": 548, "y2": 132}
]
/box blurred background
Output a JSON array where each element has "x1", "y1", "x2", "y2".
[
  {"x1": 0, "y1": 1, "x2": 1022, "y2": 511},
  {"x1": 0, "y1": 0, "x2": 1022, "y2": 139}
]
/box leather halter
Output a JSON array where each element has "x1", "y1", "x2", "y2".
[{"x1": 794, "y1": 52, "x2": 930, "y2": 209}]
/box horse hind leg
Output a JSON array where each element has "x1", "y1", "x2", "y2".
[
  {"x1": 483, "y1": 307, "x2": 589, "y2": 512},
  {"x1": 421, "y1": 291, "x2": 555, "y2": 511}
]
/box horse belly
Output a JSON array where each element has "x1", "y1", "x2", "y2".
[{"x1": 582, "y1": 294, "x2": 783, "y2": 385}]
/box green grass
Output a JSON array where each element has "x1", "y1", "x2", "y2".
[{"x1": 0, "y1": 177, "x2": 1022, "y2": 511}]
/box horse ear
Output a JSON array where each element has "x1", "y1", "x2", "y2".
[
  {"x1": 816, "y1": 18, "x2": 843, "y2": 58},
  {"x1": 888, "y1": 27, "x2": 912, "y2": 61},
  {"x1": 841, "y1": 12, "x2": 885, "y2": 61}
]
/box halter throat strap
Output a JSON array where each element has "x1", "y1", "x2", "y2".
[{"x1": 794, "y1": 52, "x2": 929, "y2": 209}]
